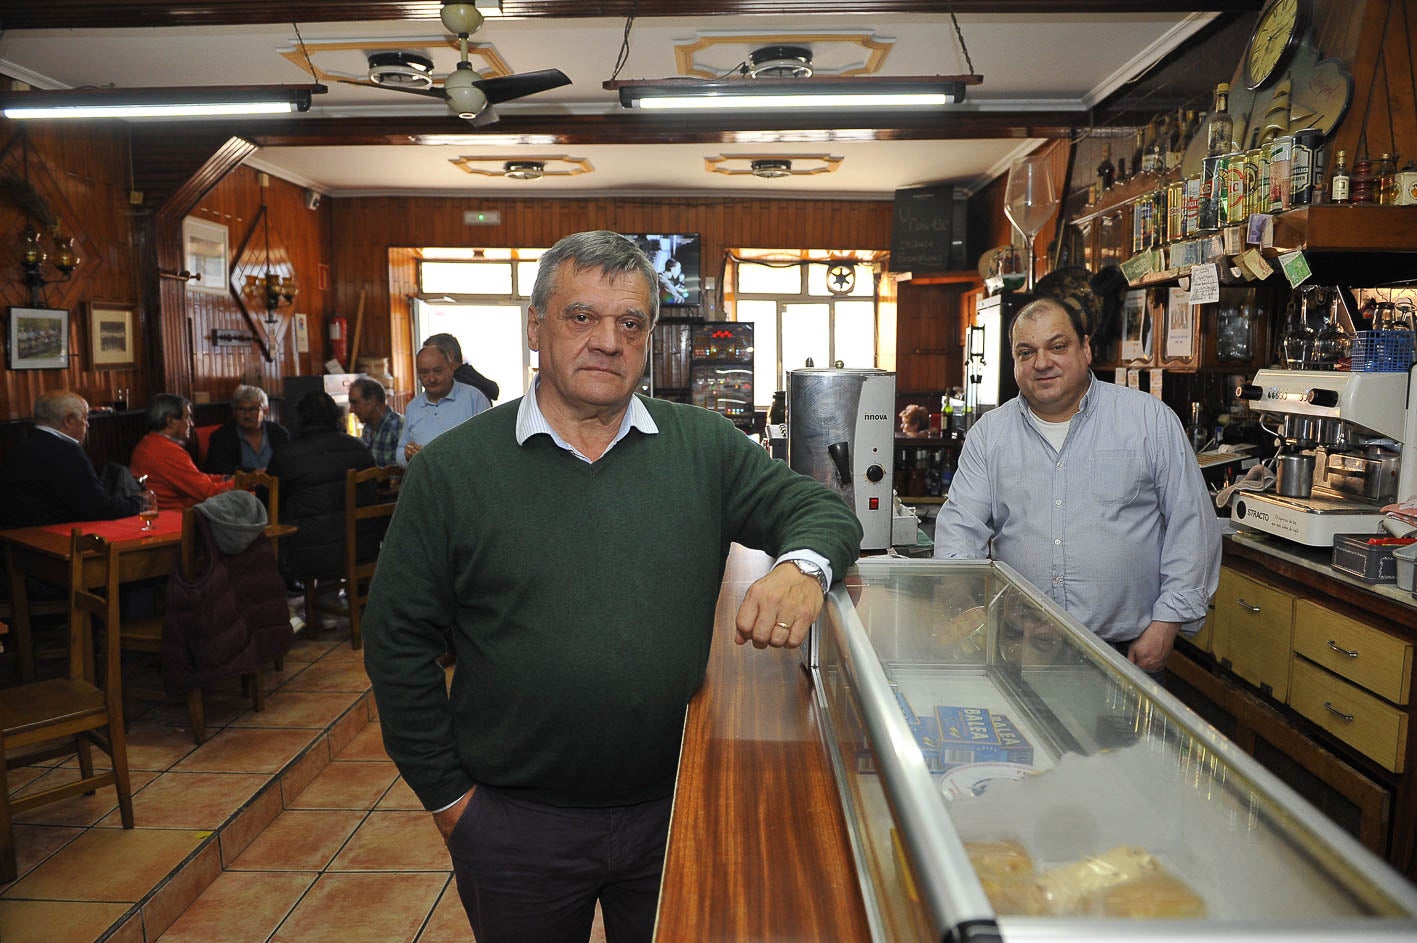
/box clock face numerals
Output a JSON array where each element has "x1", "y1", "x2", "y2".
[{"x1": 1247, "y1": 0, "x2": 1303, "y2": 90}]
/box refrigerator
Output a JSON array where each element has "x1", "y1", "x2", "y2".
[
  {"x1": 807, "y1": 557, "x2": 1417, "y2": 941},
  {"x1": 967, "y1": 291, "x2": 1031, "y2": 422},
  {"x1": 689, "y1": 321, "x2": 754, "y2": 430}
]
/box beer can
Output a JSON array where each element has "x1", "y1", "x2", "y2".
[
  {"x1": 1241, "y1": 149, "x2": 1262, "y2": 218},
  {"x1": 1290, "y1": 130, "x2": 1323, "y2": 206},
  {"x1": 1268, "y1": 136, "x2": 1294, "y2": 212},
  {"x1": 1225, "y1": 150, "x2": 1247, "y2": 224},
  {"x1": 1183, "y1": 174, "x2": 1202, "y2": 237},
  {"x1": 1167, "y1": 181, "x2": 1184, "y2": 242},
  {"x1": 1200, "y1": 154, "x2": 1227, "y2": 231}
]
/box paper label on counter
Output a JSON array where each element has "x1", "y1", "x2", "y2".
[
  {"x1": 1187, "y1": 263, "x2": 1220, "y2": 305},
  {"x1": 1278, "y1": 249, "x2": 1312, "y2": 287}
]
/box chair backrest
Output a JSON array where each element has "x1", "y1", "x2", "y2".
[
  {"x1": 344, "y1": 465, "x2": 402, "y2": 649},
  {"x1": 194, "y1": 424, "x2": 220, "y2": 463},
  {"x1": 67, "y1": 529, "x2": 123, "y2": 708},
  {"x1": 232, "y1": 470, "x2": 280, "y2": 526}
]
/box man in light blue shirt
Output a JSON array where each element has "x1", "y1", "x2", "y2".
[
  {"x1": 934, "y1": 298, "x2": 1220, "y2": 673},
  {"x1": 397, "y1": 344, "x2": 491, "y2": 466}
]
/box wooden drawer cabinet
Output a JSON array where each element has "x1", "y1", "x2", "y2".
[
  {"x1": 1289, "y1": 657, "x2": 1409, "y2": 773},
  {"x1": 1211, "y1": 567, "x2": 1296, "y2": 700},
  {"x1": 1188, "y1": 595, "x2": 1216, "y2": 653},
  {"x1": 1293, "y1": 601, "x2": 1414, "y2": 706}
]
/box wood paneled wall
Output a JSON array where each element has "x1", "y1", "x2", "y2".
[
  {"x1": 0, "y1": 123, "x2": 143, "y2": 420},
  {"x1": 329, "y1": 195, "x2": 894, "y2": 393},
  {"x1": 182, "y1": 166, "x2": 332, "y2": 404}
]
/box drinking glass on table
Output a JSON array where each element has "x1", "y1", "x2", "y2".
[{"x1": 138, "y1": 489, "x2": 159, "y2": 531}]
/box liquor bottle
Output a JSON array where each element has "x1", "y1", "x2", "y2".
[
  {"x1": 1145, "y1": 114, "x2": 1168, "y2": 175},
  {"x1": 1205, "y1": 83, "x2": 1235, "y2": 156},
  {"x1": 1096, "y1": 143, "x2": 1116, "y2": 192},
  {"x1": 1330, "y1": 150, "x2": 1351, "y2": 204},
  {"x1": 1117, "y1": 156, "x2": 1128, "y2": 183},
  {"x1": 1166, "y1": 109, "x2": 1186, "y2": 170},
  {"x1": 1131, "y1": 128, "x2": 1146, "y2": 179}
]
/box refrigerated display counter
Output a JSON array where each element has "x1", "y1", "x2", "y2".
[{"x1": 811, "y1": 557, "x2": 1417, "y2": 942}]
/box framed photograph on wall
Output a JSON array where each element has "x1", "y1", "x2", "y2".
[
  {"x1": 8, "y1": 306, "x2": 70, "y2": 369},
  {"x1": 87, "y1": 300, "x2": 138, "y2": 369},
  {"x1": 183, "y1": 216, "x2": 229, "y2": 294},
  {"x1": 1120, "y1": 290, "x2": 1153, "y2": 364}
]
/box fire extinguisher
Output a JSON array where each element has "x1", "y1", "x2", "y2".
[{"x1": 328, "y1": 313, "x2": 348, "y2": 365}]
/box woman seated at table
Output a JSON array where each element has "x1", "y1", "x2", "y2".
[{"x1": 130, "y1": 393, "x2": 234, "y2": 510}]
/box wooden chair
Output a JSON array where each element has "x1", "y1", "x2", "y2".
[
  {"x1": 121, "y1": 509, "x2": 265, "y2": 744},
  {"x1": 0, "y1": 531, "x2": 135, "y2": 883},
  {"x1": 344, "y1": 465, "x2": 402, "y2": 650},
  {"x1": 233, "y1": 472, "x2": 289, "y2": 667}
]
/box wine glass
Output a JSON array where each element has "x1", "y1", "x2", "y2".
[
  {"x1": 1003, "y1": 154, "x2": 1060, "y2": 292},
  {"x1": 138, "y1": 489, "x2": 159, "y2": 532}
]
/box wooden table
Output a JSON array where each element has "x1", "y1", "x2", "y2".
[
  {"x1": 3, "y1": 513, "x2": 184, "y2": 681},
  {"x1": 656, "y1": 547, "x2": 871, "y2": 942},
  {"x1": 1, "y1": 514, "x2": 296, "y2": 681}
]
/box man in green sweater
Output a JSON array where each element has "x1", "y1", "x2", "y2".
[{"x1": 363, "y1": 230, "x2": 861, "y2": 943}]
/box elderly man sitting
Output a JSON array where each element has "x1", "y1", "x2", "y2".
[
  {"x1": 0, "y1": 390, "x2": 143, "y2": 527},
  {"x1": 130, "y1": 393, "x2": 234, "y2": 510},
  {"x1": 348, "y1": 376, "x2": 403, "y2": 467},
  {"x1": 203, "y1": 384, "x2": 290, "y2": 475}
]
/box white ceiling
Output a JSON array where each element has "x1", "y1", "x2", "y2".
[{"x1": 0, "y1": 11, "x2": 1217, "y2": 197}]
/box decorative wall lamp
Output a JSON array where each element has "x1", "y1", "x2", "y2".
[
  {"x1": 20, "y1": 221, "x2": 80, "y2": 308},
  {"x1": 240, "y1": 175, "x2": 298, "y2": 330}
]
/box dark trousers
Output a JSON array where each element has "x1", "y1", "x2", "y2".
[{"x1": 446, "y1": 786, "x2": 672, "y2": 943}]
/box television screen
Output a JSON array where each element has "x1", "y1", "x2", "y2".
[{"x1": 625, "y1": 233, "x2": 701, "y2": 307}]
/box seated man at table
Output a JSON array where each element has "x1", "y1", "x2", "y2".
[
  {"x1": 348, "y1": 376, "x2": 403, "y2": 467},
  {"x1": 268, "y1": 390, "x2": 382, "y2": 588},
  {"x1": 130, "y1": 393, "x2": 234, "y2": 510},
  {"x1": 202, "y1": 384, "x2": 290, "y2": 475},
  {"x1": 396, "y1": 343, "x2": 490, "y2": 466},
  {"x1": 0, "y1": 390, "x2": 143, "y2": 527}
]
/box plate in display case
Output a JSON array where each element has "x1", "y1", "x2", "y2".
[{"x1": 809, "y1": 558, "x2": 1417, "y2": 942}]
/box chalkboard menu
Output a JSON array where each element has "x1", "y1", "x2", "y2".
[{"x1": 890, "y1": 184, "x2": 968, "y2": 274}]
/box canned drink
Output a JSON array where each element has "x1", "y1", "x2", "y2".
[
  {"x1": 1241, "y1": 149, "x2": 1262, "y2": 217},
  {"x1": 1255, "y1": 147, "x2": 1271, "y2": 215},
  {"x1": 1167, "y1": 181, "x2": 1184, "y2": 242},
  {"x1": 1268, "y1": 136, "x2": 1294, "y2": 212},
  {"x1": 1200, "y1": 154, "x2": 1228, "y2": 230},
  {"x1": 1225, "y1": 150, "x2": 1247, "y2": 223},
  {"x1": 1183, "y1": 174, "x2": 1202, "y2": 236},
  {"x1": 1291, "y1": 130, "x2": 1323, "y2": 206}
]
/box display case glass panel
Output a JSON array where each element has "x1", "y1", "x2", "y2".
[{"x1": 811, "y1": 558, "x2": 1417, "y2": 940}]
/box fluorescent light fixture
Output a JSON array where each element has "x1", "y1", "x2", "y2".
[
  {"x1": 608, "y1": 75, "x2": 976, "y2": 112},
  {"x1": 0, "y1": 85, "x2": 320, "y2": 120},
  {"x1": 412, "y1": 133, "x2": 559, "y2": 146}
]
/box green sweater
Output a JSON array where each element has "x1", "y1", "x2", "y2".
[{"x1": 362, "y1": 395, "x2": 862, "y2": 810}]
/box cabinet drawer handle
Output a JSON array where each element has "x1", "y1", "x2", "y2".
[
  {"x1": 1235, "y1": 597, "x2": 1261, "y2": 613},
  {"x1": 1326, "y1": 640, "x2": 1359, "y2": 658},
  {"x1": 1323, "y1": 701, "x2": 1355, "y2": 722}
]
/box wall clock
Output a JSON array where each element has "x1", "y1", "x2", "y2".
[{"x1": 1245, "y1": 0, "x2": 1310, "y2": 90}]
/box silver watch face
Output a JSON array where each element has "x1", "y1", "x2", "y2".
[{"x1": 793, "y1": 560, "x2": 827, "y2": 590}]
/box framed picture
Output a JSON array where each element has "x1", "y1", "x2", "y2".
[
  {"x1": 1120, "y1": 290, "x2": 1153, "y2": 364},
  {"x1": 87, "y1": 300, "x2": 138, "y2": 369},
  {"x1": 183, "y1": 216, "x2": 229, "y2": 294},
  {"x1": 8, "y1": 306, "x2": 70, "y2": 369}
]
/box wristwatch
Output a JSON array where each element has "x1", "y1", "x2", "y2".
[{"x1": 789, "y1": 559, "x2": 829, "y2": 594}]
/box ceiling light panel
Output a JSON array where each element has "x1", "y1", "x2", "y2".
[
  {"x1": 450, "y1": 153, "x2": 592, "y2": 177},
  {"x1": 673, "y1": 30, "x2": 893, "y2": 79}
]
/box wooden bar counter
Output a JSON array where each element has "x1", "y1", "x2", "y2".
[{"x1": 656, "y1": 546, "x2": 871, "y2": 942}]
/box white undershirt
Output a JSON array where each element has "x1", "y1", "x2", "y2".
[{"x1": 1029, "y1": 411, "x2": 1072, "y2": 452}]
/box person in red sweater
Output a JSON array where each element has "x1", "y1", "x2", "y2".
[{"x1": 130, "y1": 393, "x2": 234, "y2": 509}]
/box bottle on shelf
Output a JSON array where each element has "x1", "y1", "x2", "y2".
[
  {"x1": 1096, "y1": 143, "x2": 1116, "y2": 193},
  {"x1": 1330, "y1": 149, "x2": 1351, "y2": 203},
  {"x1": 1198, "y1": 83, "x2": 1234, "y2": 232},
  {"x1": 1313, "y1": 290, "x2": 1352, "y2": 370},
  {"x1": 1189, "y1": 403, "x2": 1209, "y2": 454},
  {"x1": 1205, "y1": 83, "x2": 1235, "y2": 156},
  {"x1": 1131, "y1": 127, "x2": 1146, "y2": 179},
  {"x1": 1144, "y1": 114, "x2": 1168, "y2": 175},
  {"x1": 1166, "y1": 109, "x2": 1186, "y2": 170}
]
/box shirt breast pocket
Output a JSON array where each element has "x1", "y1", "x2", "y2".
[{"x1": 1088, "y1": 450, "x2": 1143, "y2": 505}]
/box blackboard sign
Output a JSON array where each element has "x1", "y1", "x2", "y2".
[{"x1": 891, "y1": 184, "x2": 967, "y2": 274}]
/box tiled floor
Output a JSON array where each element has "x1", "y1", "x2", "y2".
[{"x1": 2, "y1": 611, "x2": 610, "y2": 943}]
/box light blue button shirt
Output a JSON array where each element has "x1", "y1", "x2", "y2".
[
  {"x1": 933, "y1": 376, "x2": 1220, "y2": 642},
  {"x1": 397, "y1": 380, "x2": 491, "y2": 466}
]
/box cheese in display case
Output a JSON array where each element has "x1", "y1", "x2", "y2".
[{"x1": 808, "y1": 558, "x2": 1417, "y2": 942}]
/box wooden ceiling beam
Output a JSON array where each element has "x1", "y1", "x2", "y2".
[
  {"x1": 208, "y1": 110, "x2": 1081, "y2": 147},
  {"x1": 0, "y1": 1, "x2": 1261, "y2": 29}
]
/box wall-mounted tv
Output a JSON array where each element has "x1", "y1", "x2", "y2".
[{"x1": 625, "y1": 232, "x2": 702, "y2": 307}]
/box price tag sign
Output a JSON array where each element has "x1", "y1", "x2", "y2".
[
  {"x1": 1188, "y1": 263, "x2": 1221, "y2": 304},
  {"x1": 1278, "y1": 250, "x2": 1312, "y2": 287}
]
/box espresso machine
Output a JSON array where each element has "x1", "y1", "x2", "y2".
[
  {"x1": 787, "y1": 367, "x2": 895, "y2": 551},
  {"x1": 1230, "y1": 366, "x2": 1417, "y2": 546}
]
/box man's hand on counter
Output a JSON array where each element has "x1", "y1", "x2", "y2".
[
  {"x1": 734, "y1": 563, "x2": 826, "y2": 650},
  {"x1": 1130, "y1": 620, "x2": 1181, "y2": 673}
]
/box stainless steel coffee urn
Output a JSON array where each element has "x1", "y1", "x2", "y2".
[{"x1": 787, "y1": 367, "x2": 896, "y2": 551}]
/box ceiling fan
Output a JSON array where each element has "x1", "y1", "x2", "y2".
[{"x1": 341, "y1": 2, "x2": 570, "y2": 126}]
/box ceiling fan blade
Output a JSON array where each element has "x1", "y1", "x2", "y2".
[
  {"x1": 471, "y1": 68, "x2": 571, "y2": 106},
  {"x1": 469, "y1": 103, "x2": 500, "y2": 127},
  {"x1": 349, "y1": 80, "x2": 447, "y2": 101}
]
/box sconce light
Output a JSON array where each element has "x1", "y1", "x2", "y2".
[{"x1": 20, "y1": 221, "x2": 81, "y2": 308}]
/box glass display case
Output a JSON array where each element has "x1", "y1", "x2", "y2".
[{"x1": 810, "y1": 558, "x2": 1417, "y2": 942}]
